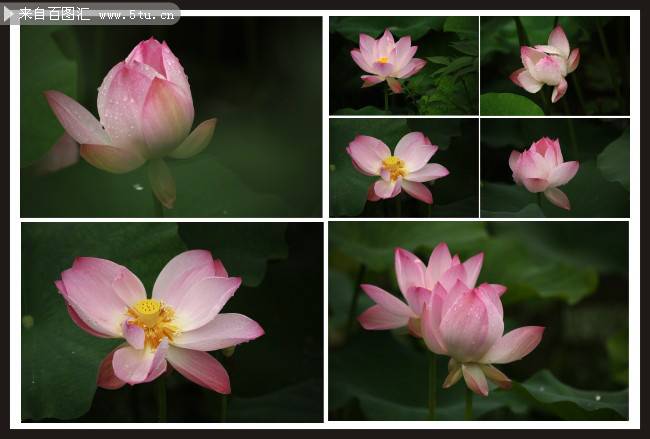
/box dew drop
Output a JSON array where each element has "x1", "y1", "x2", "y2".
[
  {"x1": 133, "y1": 183, "x2": 144, "y2": 191},
  {"x1": 595, "y1": 394, "x2": 602, "y2": 401}
]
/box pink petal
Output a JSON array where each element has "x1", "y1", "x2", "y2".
[
  {"x1": 172, "y1": 313, "x2": 264, "y2": 351},
  {"x1": 97, "y1": 347, "x2": 126, "y2": 390},
  {"x1": 548, "y1": 26, "x2": 570, "y2": 58},
  {"x1": 476, "y1": 283, "x2": 504, "y2": 318},
  {"x1": 509, "y1": 150, "x2": 522, "y2": 182},
  {"x1": 175, "y1": 277, "x2": 242, "y2": 332},
  {"x1": 533, "y1": 44, "x2": 564, "y2": 56},
  {"x1": 361, "y1": 75, "x2": 384, "y2": 88},
  {"x1": 462, "y1": 252, "x2": 484, "y2": 288},
  {"x1": 377, "y1": 29, "x2": 395, "y2": 56},
  {"x1": 371, "y1": 61, "x2": 395, "y2": 77},
  {"x1": 510, "y1": 68, "x2": 543, "y2": 93},
  {"x1": 160, "y1": 41, "x2": 192, "y2": 99},
  {"x1": 112, "y1": 339, "x2": 169, "y2": 385},
  {"x1": 141, "y1": 78, "x2": 194, "y2": 156},
  {"x1": 373, "y1": 178, "x2": 401, "y2": 199},
  {"x1": 213, "y1": 259, "x2": 229, "y2": 278},
  {"x1": 32, "y1": 133, "x2": 79, "y2": 176},
  {"x1": 568, "y1": 48, "x2": 580, "y2": 73},
  {"x1": 394, "y1": 248, "x2": 427, "y2": 297},
  {"x1": 346, "y1": 135, "x2": 390, "y2": 175},
  {"x1": 406, "y1": 163, "x2": 449, "y2": 182},
  {"x1": 404, "y1": 286, "x2": 431, "y2": 316},
  {"x1": 425, "y1": 243, "x2": 453, "y2": 289},
  {"x1": 462, "y1": 363, "x2": 489, "y2": 397},
  {"x1": 480, "y1": 326, "x2": 545, "y2": 364},
  {"x1": 520, "y1": 47, "x2": 545, "y2": 79},
  {"x1": 44, "y1": 91, "x2": 111, "y2": 146},
  {"x1": 394, "y1": 132, "x2": 428, "y2": 157},
  {"x1": 358, "y1": 304, "x2": 409, "y2": 330},
  {"x1": 361, "y1": 284, "x2": 415, "y2": 318},
  {"x1": 394, "y1": 133, "x2": 438, "y2": 171},
  {"x1": 443, "y1": 359, "x2": 462, "y2": 388},
  {"x1": 551, "y1": 77, "x2": 568, "y2": 103},
  {"x1": 522, "y1": 177, "x2": 550, "y2": 193},
  {"x1": 147, "y1": 158, "x2": 176, "y2": 209},
  {"x1": 152, "y1": 249, "x2": 218, "y2": 307},
  {"x1": 480, "y1": 364, "x2": 512, "y2": 390},
  {"x1": 359, "y1": 33, "x2": 377, "y2": 59},
  {"x1": 421, "y1": 290, "x2": 447, "y2": 355},
  {"x1": 97, "y1": 62, "x2": 125, "y2": 125},
  {"x1": 168, "y1": 118, "x2": 217, "y2": 159},
  {"x1": 392, "y1": 37, "x2": 416, "y2": 69},
  {"x1": 386, "y1": 77, "x2": 403, "y2": 94},
  {"x1": 126, "y1": 37, "x2": 166, "y2": 77},
  {"x1": 65, "y1": 303, "x2": 112, "y2": 338},
  {"x1": 351, "y1": 49, "x2": 373, "y2": 73},
  {"x1": 544, "y1": 187, "x2": 571, "y2": 210},
  {"x1": 80, "y1": 143, "x2": 146, "y2": 174},
  {"x1": 166, "y1": 346, "x2": 230, "y2": 394},
  {"x1": 122, "y1": 320, "x2": 145, "y2": 350},
  {"x1": 395, "y1": 58, "x2": 426, "y2": 78},
  {"x1": 438, "y1": 264, "x2": 468, "y2": 293},
  {"x1": 401, "y1": 180, "x2": 433, "y2": 204},
  {"x1": 549, "y1": 161, "x2": 579, "y2": 187},
  {"x1": 534, "y1": 56, "x2": 564, "y2": 86},
  {"x1": 367, "y1": 184, "x2": 381, "y2": 201}
]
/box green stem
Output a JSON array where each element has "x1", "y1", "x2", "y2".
[
  {"x1": 428, "y1": 352, "x2": 437, "y2": 421},
  {"x1": 538, "y1": 89, "x2": 551, "y2": 115},
  {"x1": 537, "y1": 192, "x2": 543, "y2": 208},
  {"x1": 384, "y1": 87, "x2": 390, "y2": 113},
  {"x1": 152, "y1": 191, "x2": 164, "y2": 218},
  {"x1": 564, "y1": 115, "x2": 579, "y2": 160},
  {"x1": 464, "y1": 387, "x2": 473, "y2": 420},
  {"x1": 596, "y1": 18, "x2": 624, "y2": 111},
  {"x1": 571, "y1": 74, "x2": 587, "y2": 115},
  {"x1": 156, "y1": 378, "x2": 167, "y2": 423},
  {"x1": 513, "y1": 17, "x2": 530, "y2": 46},
  {"x1": 395, "y1": 196, "x2": 402, "y2": 218},
  {"x1": 220, "y1": 394, "x2": 228, "y2": 422},
  {"x1": 553, "y1": 16, "x2": 559, "y2": 28},
  {"x1": 345, "y1": 265, "x2": 367, "y2": 336}
]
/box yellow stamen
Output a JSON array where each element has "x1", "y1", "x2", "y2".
[
  {"x1": 377, "y1": 56, "x2": 389, "y2": 64},
  {"x1": 127, "y1": 299, "x2": 178, "y2": 350},
  {"x1": 382, "y1": 155, "x2": 407, "y2": 181}
]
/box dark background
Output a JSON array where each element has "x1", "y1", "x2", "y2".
[
  {"x1": 481, "y1": 16, "x2": 630, "y2": 116},
  {"x1": 20, "y1": 18, "x2": 322, "y2": 218},
  {"x1": 481, "y1": 118, "x2": 629, "y2": 218},
  {"x1": 329, "y1": 221, "x2": 629, "y2": 421},
  {"x1": 22, "y1": 222, "x2": 323, "y2": 422}
]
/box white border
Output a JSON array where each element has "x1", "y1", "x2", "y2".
[{"x1": 10, "y1": 8, "x2": 641, "y2": 430}]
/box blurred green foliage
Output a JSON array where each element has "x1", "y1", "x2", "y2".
[
  {"x1": 22, "y1": 223, "x2": 323, "y2": 422},
  {"x1": 329, "y1": 221, "x2": 628, "y2": 421},
  {"x1": 329, "y1": 118, "x2": 478, "y2": 217},
  {"x1": 330, "y1": 16, "x2": 478, "y2": 115},
  {"x1": 481, "y1": 118, "x2": 629, "y2": 218},
  {"x1": 20, "y1": 18, "x2": 322, "y2": 217},
  {"x1": 480, "y1": 16, "x2": 629, "y2": 115}
]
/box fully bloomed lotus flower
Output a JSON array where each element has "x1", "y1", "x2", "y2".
[
  {"x1": 509, "y1": 137, "x2": 579, "y2": 210},
  {"x1": 350, "y1": 29, "x2": 426, "y2": 94},
  {"x1": 510, "y1": 26, "x2": 580, "y2": 103},
  {"x1": 45, "y1": 37, "x2": 217, "y2": 209},
  {"x1": 358, "y1": 243, "x2": 506, "y2": 337},
  {"x1": 421, "y1": 280, "x2": 544, "y2": 397},
  {"x1": 55, "y1": 250, "x2": 264, "y2": 393},
  {"x1": 346, "y1": 132, "x2": 449, "y2": 204}
]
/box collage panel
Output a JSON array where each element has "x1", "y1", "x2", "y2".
[
  {"x1": 329, "y1": 118, "x2": 478, "y2": 218},
  {"x1": 328, "y1": 221, "x2": 629, "y2": 421},
  {"x1": 21, "y1": 222, "x2": 323, "y2": 422},
  {"x1": 20, "y1": 17, "x2": 323, "y2": 218},
  {"x1": 329, "y1": 16, "x2": 478, "y2": 116},
  {"x1": 480, "y1": 16, "x2": 630, "y2": 116},
  {"x1": 481, "y1": 118, "x2": 630, "y2": 218}
]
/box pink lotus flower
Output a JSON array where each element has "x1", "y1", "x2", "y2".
[
  {"x1": 509, "y1": 137, "x2": 579, "y2": 210},
  {"x1": 421, "y1": 280, "x2": 544, "y2": 397},
  {"x1": 346, "y1": 132, "x2": 449, "y2": 205},
  {"x1": 350, "y1": 29, "x2": 426, "y2": 94},
  {"x1": 510, "y1": 26, "x2": 580, "y2": 103},
  {"x1": 358, "y1": 243, "x2": 505, "y2": 337},
  {"x1": 44, "y1": 37, "x2": 217, "y2": 209},
  {"x1": 55, "y1": 250, "x2": 264, "y2": 394}
]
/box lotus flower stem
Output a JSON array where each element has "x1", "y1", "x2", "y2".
[
  {"x1": 428, "y1": 351, "x2": 437, "y2": 420},
  {"x1": 595, "y1": 18, "x2": 624, "y2": 110},
  {"x1": 464, "y1": 386, "x2": 473, "y2": 420},
  {"x1": 395, "y1": 196, "x2": 402, "y2": 217},
  {"x1": 571, "y1": 74, "x2": 587, "y2": 114},
  {"x1": 538, "y1": 89, "x2": 551, "y2": 115},
  {"x1": 513, "y1": 17, "x2": 530, "y2": 47},
  {"x1": 157, "y1": 377, "x2": 167, "y2": 422},
  {"x1": 564, "y1": 115, "x2": 580, "y2": 159},
  {"x1": 384, "y1": 88, "x2": 390, "y2": 113},
  {"x1": 220, "y1": 394, "x2": 228, "y2": 422},
  {"x1": 553, "y1": 16, "x2": 559, "y2": 28},
  {"x1": 537, "y1": 192, "x2": 543, "y2": 208},
  {"x1": 346, "y1": 264, "x2": 367, "y2": 336}
]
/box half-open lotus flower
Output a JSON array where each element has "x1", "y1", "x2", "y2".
[
  {"x1": 346, "y1": 132, "x2": 449, "y2": 205},
  {"x1": 509, "y1": 137, "x2": 579, "y2": 210},
  {"x1": 44, "y1": 37, "x2": 217, "y2": 209},
  {"x1": 55, "y1": 250, "x2": 264, "y2": 394},
  {"x1": 421, "y1": 279, "x2": 544, "y2": 396},
  {"x1": 510, "y1": 26, "x2": 580, "y2": 103},
  {"x1": 350, "y1": 29, "x2": 426, "y2": 94},
  {"x1": 358, "y1": 243, "x2": 505, "y2": 337}
]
